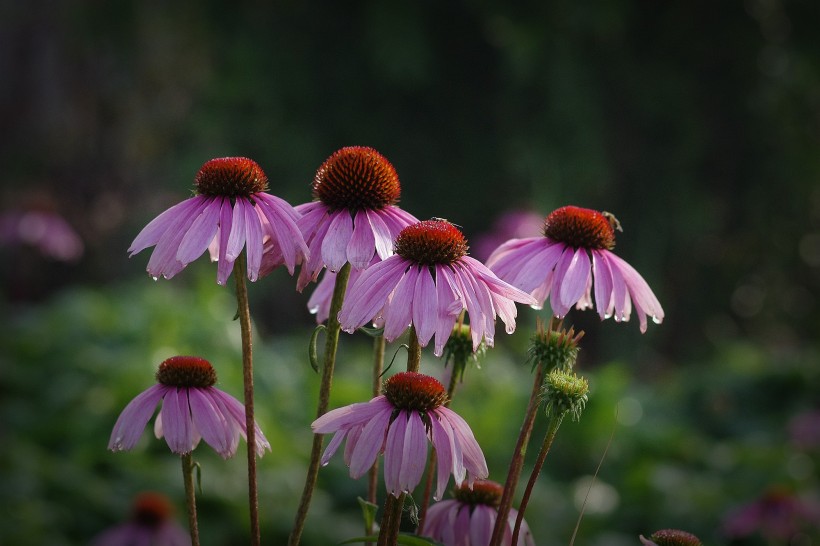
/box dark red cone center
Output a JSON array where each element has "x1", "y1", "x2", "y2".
[
  {"x1": 313, "y1": 146, "x2": 400, "y2": 211},
  {"x1": 155, "y1": 356, "x2": 217, "y2": 388},
  {"x1": 648, "y1": 529, "x2": 703, "y2": 546},
  {"x1": 452, "y1": 480, "x2": 504, "y2": 507},
  {"x1": 395, "y1": 220, "x2": 468, "y2": 265},
  {"x1": 194, "y1": 157, "x2": 268, "y2": 197},
  {"x1": 543, "y1": 206, "x2": 616, "y2": 250},
  {"x1": 383, "y1": 372, "x2": 448, "y2": 412},
  {"x1": 131, "y1": 492, "x2": 174, "y2": 528}
]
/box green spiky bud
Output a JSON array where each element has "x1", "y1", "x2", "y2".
[
  {"x1": 527, "y1": 318, "x2": 583, "y2": 373},
  {"x1": 442, "y1": 323, "x2": 487, "y2": 383},
  {"x1": 542, "y1": 369, "x2": 589, "y2": 421}
]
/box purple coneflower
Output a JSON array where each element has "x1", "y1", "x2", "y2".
[
  {"x1": 128, "y1": 157, "x2": 308, "y2": 285},
  {"x1": 486, "y1": 206, "x2": 664, "y2": 332},
  {"x1": 108, "y1": 356, "x2": 270, "y2": 459},
  {"x1": 312, "y1": 371, "x2": 488, "y2": 499},
  {"x1": 272, "y1": 146, "x2": 418, "y2": 291},
  {"x1": 338, "y1": 219, "x2": 537, "y2": 356},
  {"x1": 92, "y1": 491, "x2": 190, "y2": 546},
  {"x1": 422, "y1": 480, "x2": 535, "y2": 546}
]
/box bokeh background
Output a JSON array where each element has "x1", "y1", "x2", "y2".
[{"x1": 2, "y1": 1, "x2": 820, "y2": 544}]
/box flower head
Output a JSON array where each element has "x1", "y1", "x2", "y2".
[
  {"x1": 722, "y1": 487, "x2": 820, "y2": 541},
  {"x1": 527, "y1": 317, "x2": 583, "y2": 373},
  {"x1": 92, "y1": 491, "x2": 190, "y2": 546},
  {"x1": 128, "y1": 157, "x2": 308, "y2": 285},
  {"x1": 338, "y1": 219, "x2": 538, "y2": 356},
  {"x1": 639, "y1": 529, "x2": 702, "y2": 546},
  {"x1": 543, "y1": 369, "x2": 589, "y2": 421},
  {"x1": 0, "y1": 208, "x2": 84, "y2": 262},
  {"x1": 277, "y1": 146, "x2": 418, "y2": 291},
  {"x1": 312, "y1": 371, "x2": 488, "y2": 499},
  {"x1": 422, "y1": 480, "x2": 535, "y2": 546},
  {"x1": 108, "y1": 356, "x2": 270, "y2": 458},
  {"x1": 486, "y1": 206, "x2": 664, "y2": 332}
]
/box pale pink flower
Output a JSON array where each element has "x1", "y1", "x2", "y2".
[
  {"x1": 128, "y1": 157, "x2": 308, "y2": 285},
  {"x1": 266, "y1": 146, "x2": 417, "y2": 291},
  {"x1": 422, "y1": 480, "x2": 535, "y2": 546},
  {"x1": 338, "y1": 219, "x2": 537, "y2": 356},
  {"x1": 0, "y1": 209, "x2": 83, "y2": 261},
  {"x1": 486, "y1": 206, "x2": 664, "y2": 332},
  {"x1": 108, "y1": 356, "x2": 270, "y2": 459},
  {"x1": 312, "y1": 372, "x2": 488, "y2": 499}
]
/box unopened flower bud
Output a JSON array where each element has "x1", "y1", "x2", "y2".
[
  {"x1": 527, "y1": 317, "x2": 583, "y2": 373},
  {"x1": 543, "y1": 369, "x2": 589, "y2": 421}
]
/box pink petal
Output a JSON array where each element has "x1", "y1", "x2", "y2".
[
  {"x1": 312, "y1": 396, "x2": 392, "y2": 433},
  {"x1": 383, "y1": 410, "x2": 408, "y2": 496},
  {"x1": 243, "y1": 200, "x2": 264, "y2": 281},
  {"x1": 348, "y1": 406, "x2": 393, "y2": 479},
  {"x1": 214, "y1": 389, "x2": 271, "y2": 456},
  {"x1": 225, "y1": 198, "x2": 247, "y2": 262},
  {"x1": 592, "y1": 250, "x2": 614, "y2": 320},
  {"x1": 469, "y1": 504, "x2": 495, "y2": 546},
  {"x1": 429, "y1": 410, "x2": 462, "y2": 499},
  {"x1": 433, "y1": 265, "x2": 463, "y2": 356},
  {"x1": 338, "y1": 257, "x2": 408, "y2": 331},
  {"x1": 365, "y1": 209, "x2": 395, "y2": 260},
  {"x1": 321, "y1": 210, "x2": 354, "y2": 273},
  {"x1": 176, "y1": 197, "x2": 220, "y2": 264},
  {"x1": 160, "y1": 388, "x2": 194, "y2": 454},
  {"x1": 437, "y1": 407, "x2": 488, "y2": 479},
  {"x1": 255, "y1": 193, "x2": 308, "y2": 274},
  {"x1": 383, "y1": 266, "x2": 418, "y2": 341},
  {"x1": 129, "y1": 199, "x2": 197, "y2": 255},
  {"x1": 347, "y1": 210, "x2": 377, "y2": 270},
  {"x1": 397, "y1": 411, "x2": 428, "y2": 493},
  {"x1": 549, "y1": 245, "x2": 576, "y2": 317},
  {"x1": 559, "y1": 248, "x2": 591, "y2": 311},
  {"x1": 321, "y1": 429, "x2": 348, "y2": 466},
  {"x1": 216, "y1": 199, "x2": 234, "y2": 285},
  {"x1": 188, "y1": 388, "x2": 234, "y2": 459},
  {"x1": 412, "y1": 265, "x2": 438, "y2": 346},
  {"x1": 145, "y1": 200, "x2": 204, "y2": 279},
  {"x1": 108, "y1": 385, "x2": 166, "y2": 451}
]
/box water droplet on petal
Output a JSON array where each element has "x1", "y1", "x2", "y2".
[
  {"x1": 151, "y1": 276, "x2": 158, "y2": 282},
  {"x1": 652, "y1": 315, "x2": 662, "y2": 324},
  {"x1": 308, "y1": 305, "x2": 319, "y2": 314}
]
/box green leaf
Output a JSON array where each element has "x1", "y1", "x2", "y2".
[
  {"x1": 357, "y1": 496, "x2": 379, "y2": 534},
  {"x1": 308, "y1": 324, "x2": 326, "y2": 373}
]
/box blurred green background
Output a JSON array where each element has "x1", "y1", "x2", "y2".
[{"x1": 2, "y1": 1, "x2": 819, "y2": 544}]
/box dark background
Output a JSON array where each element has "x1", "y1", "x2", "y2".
[{"x1": 2, "y1": 1, "x2": 819, "y2": 545}]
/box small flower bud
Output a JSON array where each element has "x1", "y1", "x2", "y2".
[
  {"x1": 542, "y1": 369, "x2": 589, "y2": 421},
  {"x1": 442, "y1": 323, "x2": 487, "y2": 383},
  {"x1": 527, "y1": 317, "x2": 583, "y2": 373}
]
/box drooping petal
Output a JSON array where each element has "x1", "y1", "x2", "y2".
[
  {"x1": 437, "y1": 407, "x2": 488, "y2": 480},
  {"x1": 129, "y1": 199, "x2": 200, "y2": 256},
  {"x1": 592, "y1": 250, "x2": 614, "y2": 320},
  {"x1": 338, "y1": 257, "x2": 409, "y2": 331},
  {"x1": 383, "y1": 265, "x2": 418, "y2": 341},
  {"x1": 176, "y1": 197, "x2": 220, "y2": 264},
  {"x1": 321, "y1": 210, "x2": 354, "y2": 273},
  {"x1": 343, "y1": 425, "x2": 363, "y2": 467},
  {"x1": 347, "y1": 210, "x2": 377, "y2": 269},
  {"x1": 429, "y1": 410, "x2": 462, "y2": 499},
  {"x1": 225, "y1": 198, "x2": 247, "y2": 263},
  {"x1": 215, "y1": 198, "x2": 234, "y2": 285},
  {"x1": 255, "y1": 193, "x2": 308, "y2": 275},
  {"x1": 215, "y1": 388, "x2": 271, "y2": 456},
  {"x1": 312, "y1": 396, "x2": 392, "y2": 434},
  {"x1": 366, "y1": 208, "x2": 395, "y2": 260},
  {"x1": 348, "y1": 405, "x2": 393, "y2": 479},
  {"x1": 242, "y1": 199, "x2": 264, "y2": 281},
  {"x1": 321, "y1": 429, "x2": 349, "y2": 466},
  {"x1": 559, "y1": 247, "x2": 591, "y2": 311},
  {"x1": 146, "y1": 200, "x2": 205, "y2": 279},
  {"x1": 433, "y1": 265, "x2": 463, "y2": 356},
  {"x1": 412, "y1": 265, "x2": 438, "y2": 346},
  {"x1": 188, "y1": 388, "x2": 234, "y2": 459},
  {"x1": 108, "y1": 385, "x2": 167, "y2": 451},
  {"x1": 607, "y1": 251, "x2": 664, "y2": 332},
  {"x1": 469, "y1": 504, "x2": 495, "y2": 546},
  {"x1": 160, "y1": 388, "x2": 194, "y2": 454},
  {"x1": 548, "y1": 245, "x2": 576, "y2": 317},
  {"x1": 397, "y1": 411, "x2": 428, "y2": 494},
  {"x1": 383, "y1": 410, "x2": 408, "y2": 496}
]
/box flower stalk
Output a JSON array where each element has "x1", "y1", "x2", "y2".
[
  {"x1": 289, "y1": 262, "x2": 352, "y2": 546},
  {"x1": 367, "y1": 334, "x2": 386, "y2": 533},
  {"x1": 233, "y1": 255, "x2": 261, "y2": 546},
  {"x1": 488, "y1": 360, "x2": 547, "y2": 546},
  {"x1": 377, "y1": 492, "x2": 406, "y2": 546},
  {"x1": 181, "y1": 452, "x2": 201, "y2": 546}
]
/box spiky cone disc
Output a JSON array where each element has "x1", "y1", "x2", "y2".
[
  {"x1": 640, "y1": 529, "x2": 702, "y2": 546},
  {"x1": 528, "y1": 318, "x2": 583, "y2": 373},
  {"x1": 542, "y1": 369, "x2": 589, "y2": 421},
  {"x1": 543, "y1": 205, "x2": 616, "y2": 250}
]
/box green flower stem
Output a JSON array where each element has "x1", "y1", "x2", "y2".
[
  {"x1": 416, "y1": 359, "x2": 460, "y2": 534},
  {"x1": 377, "y1": 493, "x2": 405, "y2": 546},
  {"x1": 233, "y1": 257, "x2": 261, "y2": 546},
  {"x1": 367, "y1": 334, "x2": 386, "y2": 534},
  {"x1": 407, "y1": 325, "x2": 421, "y2": 373},
  {"x1": 289, "y1": 262, "x2": 352, "y2": 546},
  {"x1": 510, "y1": 413, "x2": 565, "y2": 545},
  {"x1": 181, "y1": 453, "x2": 200, "y2": 546},
  {"x1": 489, "y1": 361, "x2": 547, "y2": 546}
]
